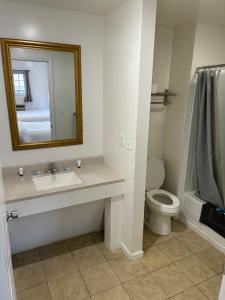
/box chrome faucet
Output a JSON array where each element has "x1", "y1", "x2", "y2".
[{"x1": 48, "y1": 162, "x2": 59, "y2": 174}]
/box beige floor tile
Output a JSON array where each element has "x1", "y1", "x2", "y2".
[
  {"x1": 48, "y1": 272, "x2": 89, "y2": 300},
  {"x1": 81, "y1": 262, "x2": 120, "y2": 295},
  {"x1": 92, "y1": 285, "x2": 130, "y2": 300},
  {"x1": 123, "y1": 273, "x2": 168, "y2": 300},
  {"x1": 157, "y1": 238, "x2": 191, "y2": 262},
  {"x1": 144, "y1": 226, "x2": 174, "y2": 246},
  {"x1": 177, "y1": 231, "x2": 211, "y2": 254},
  {"x1": 72, "y1": 245, "x2": 106, "y2": 270},
  {"x1": 171, "y1": 286, "x2": 208, "y2": 300},
  {"x1": 109, "y1": 256, "x2": 147, "y2": 283},
  {"x1": 196, "y1": 246, "x2": 225, "y2": 273},
  {"x1": 97, "y1": 243, "x2": 124, "y2": 261},
  {"x1": 12, "y1": 249, "x2": 40, "y2": 269},
  {"x1": 39, "y1": 240, "x2": 69, "y2": 260},
  {"x1": 151, "y1": 264, "x2": 193, "y2": 297},
  {"x1": 17, "y1": 284, "x2": 51, "y2": 300},
  {"x1": 14, "y1": 262, "x2": 46, "y2": 292},
  {"x1": 42, "y1": 253, "x2": 78, "y2": 281},
  {"x1": 141, "y1": 245, "x2": 171, "y2": 272},
  {"x1": 171, "y1": 220, "x2": 192, "y2": 237},
  {"x1": 198, "y1": 274, "x2": 223, "y2": 300},
  {"x1": 92, "y1": 231, "x2": 104, "y2": 244},
  {"x1": 67, "y1": 233, "x2": 96, "y2": 251},
  {"x1": 175, "y1": 255, "x2": 216, "y2": 284},
  {"x1": 143, "y1": 232, "x2": 154, "y2": 249}
]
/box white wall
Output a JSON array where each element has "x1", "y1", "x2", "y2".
[
  {"x1": 0, "y1": 1, "x2": 104, "y2": 253},
  {"x1": 162, "y1": 25, "x2": 196, "y2": 194},
  {"x1": 192, "y1": 23, "x2": 225, "y2": 70},
  {"x1": 152, "y1": 27, "x2": 174, "y2": 92},
  {"x1": 0, "y1": 0, "x2": 157, "y2": 255},
  {"x1": 104, "y1": 0, "x2": 156, "y2": 256},
  {"x1": 0, "y1": 1, "x2": 103, "y2": 167},
  {"x1": 148, "y1": 26, "x2": 173, "y2": 158}
]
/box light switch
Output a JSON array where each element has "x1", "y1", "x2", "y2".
[{"x1": 126, "y1": 135, "x2": 133, "y2": 151}]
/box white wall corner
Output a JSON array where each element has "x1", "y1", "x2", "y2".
[
  {"x1": 131, "y1": 0, "x2": 157, "y2": 254},
  {"x1": 121, "y1": 242, "x2": 144, "y2": 260}
]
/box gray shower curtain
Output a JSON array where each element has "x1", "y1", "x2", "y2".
[{"x1": 195, "y1": 70, "x2": 224, "y2": 208}]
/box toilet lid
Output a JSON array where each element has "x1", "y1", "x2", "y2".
[
  {"x1": 146, "y1": 189, "x2": 180, "y2": 209},
  {"x1": 146, "y1": 157, "x2": 165, "y2": 190}
]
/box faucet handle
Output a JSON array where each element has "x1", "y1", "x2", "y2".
[
  {"x1": 76, "y1": 160, "x2": 82, "y2": 168},
  {"x1": 47, "y1": 162, "x2": 59, "y2": 174},
  {"x1": 18, "y1": 167, "x2": 24, "y2": 177}
]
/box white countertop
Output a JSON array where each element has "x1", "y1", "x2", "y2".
[{"x1": 3, "y1": 157, "x2": 124, "y2": 203}]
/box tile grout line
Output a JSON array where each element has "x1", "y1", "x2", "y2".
[
  {"x1": 195, "y1": 284, "x2": 211, "y2": 300},
  {"x1": 76, "y1": 246, "x2": 131, "y2": 299},
  {"x1": 107, "y1": 253, "x2": 150, "y2": 283},
  {"x1": 174, "y1": 253, "x2": 218, "y2": 286},
  {"x1": 69, "y1": 249, "x2": 92, "y2": 298},
  {"x1": 166, "y1": 285, "x2": 210, "y2": 300},
  {"x1": 40, "y1": 259, "x2": 53, "y2": 300},
  {"x1": 106, "y1": 259, "x2": 133, "y2": 296},
  {"x1": 195, "y1": 272, "x2": 223, "y2": 286},
  {"x1": 81, "y1": 265, "x2": 122, "y2": 299},
  {"x1": 144, "y1": 257, "x2": 194, "y2": 298},
  {"x1": 122, "y1": 268, "x2": 169, "y2": 299},
  {"x1": 42, "y1": 251, "x2": 91, "y2": 299},
  {"x1": 13, "y1": 224, "x2": 224, "y2": 299},
  {"x1": 77, "y1": 268, "x2": 92, "y2": 299},
  {"x1": 153, "y1": 238, "x2": 193, "y2": 264},
  {"x1": 70, "y1": 247, "x2": 107, "y2": 273},
  {"x1": 72, "y1": 248, "x2": 123, "y2": 299},
  {"x1": 146, "y1": 266, "x2": 173, "y2": 299}
]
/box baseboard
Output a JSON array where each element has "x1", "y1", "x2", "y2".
[
  {"x1": 180, "y1": 192, "x2": 225, "y2": 254},
  {"x1": 179, "y1": 214, "x2": 225, "y2": 255},
  {"x1": 121, "y1": 242, "x2": 144, "y2": 260}
]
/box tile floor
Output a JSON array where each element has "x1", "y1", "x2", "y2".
[{"x1": 13, "y1": 221, "x2": 224, "y2": 300}]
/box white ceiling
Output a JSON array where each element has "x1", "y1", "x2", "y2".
[
  {"x1": 7, "y1": 0, "x2": 127, "y2": 15},
  {"x1": 6, "y1": 0, "x2": 225, "y2": 26},
  {"x1": 157, "y1": 0, "x2": 225, "y2": 28}
]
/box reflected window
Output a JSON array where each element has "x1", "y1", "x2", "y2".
[{"x1": 13, "y1": 71, "x2": 25, "y2": 96}]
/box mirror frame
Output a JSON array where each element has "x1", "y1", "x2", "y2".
[{"x1": 0, "y1": 38, "x2": 83, "y2": 150}]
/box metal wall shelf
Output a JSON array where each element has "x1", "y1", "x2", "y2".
[{"x1": 151, "y1": 89, "x2": 177, "y2": 105}]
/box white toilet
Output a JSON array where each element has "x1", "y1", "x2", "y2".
[{"x1": 145, "y1": 157, "x2": 180, "y2": 235}]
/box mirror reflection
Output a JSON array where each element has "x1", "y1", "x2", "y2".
[{"x1": 11, "y1": 48, "x2": 77, "y2": 144}]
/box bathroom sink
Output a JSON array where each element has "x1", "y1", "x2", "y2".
[{"x1": 32, "y1": 171, "x2": 82, "y2": 191}]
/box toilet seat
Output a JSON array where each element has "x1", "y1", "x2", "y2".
[{"x1": 146, "y1": 189, "x2": 180, "y2": 216}]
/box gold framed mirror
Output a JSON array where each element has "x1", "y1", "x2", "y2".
[{"x1": 1, "y1": 38, "x2": 83, "y2": 150}]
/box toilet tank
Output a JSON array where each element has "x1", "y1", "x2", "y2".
[{"x1": 146, "y1": 157, "x2": 165, "y2": 190}]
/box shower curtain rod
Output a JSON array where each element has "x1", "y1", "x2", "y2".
[{"x1": 196, "y1": 63, "x2": 225, "y2": 71}]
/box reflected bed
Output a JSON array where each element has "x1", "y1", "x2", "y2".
[
  {"x1": 18, "y1": 121, "x2": 51, "y2": 143},
  {"x1": 17, "y1": 110, "x2": 50, "y2": 122}
]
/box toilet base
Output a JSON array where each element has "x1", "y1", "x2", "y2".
[{"x1": 148, "y1": 211, "x2": 171, "y2": 235}]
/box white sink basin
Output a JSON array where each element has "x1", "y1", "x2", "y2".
[{"x1": 32, "y1": 172, "x2": 82, "y2": 191}]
